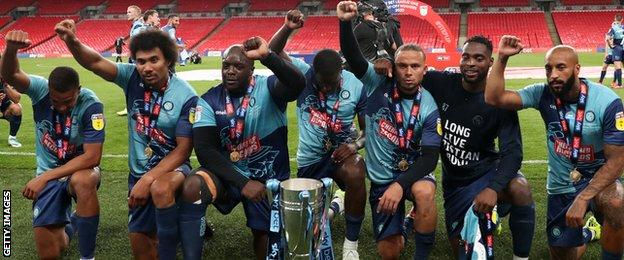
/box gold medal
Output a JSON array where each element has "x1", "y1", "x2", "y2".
[
  {"x1": 324, "y1": 138, "x2": 333, "y2": 152},
  {"x1": 144, "y1": 147, "x2": 153, "y2": 158},
  {"x1": 570, "y1": 168, "x2": 582, "y2": 183},
  {"x1": 398, "y1": 158, "x2": 409, "y2": 172},
  {"x1": 230, "y1": 150, "x2": 241, "y2": 162}
]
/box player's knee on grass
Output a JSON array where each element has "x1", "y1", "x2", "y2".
[
  {"x1": 180, "y1": 173, "x2": 214, "y2": 204},
  {"x1": 69, "y1": 169, "x2": 100, "y2": 198},
  {"x1": 506, "y1": 176, "x2": 533, "y2": 206},
  {"x1": 337, "y1": 155, "x2": 366, "y2": 188},
  {"x1": 411, "y1": 181, "x2": 435, "y2": 206},
  {"x1": 596, "y1": 182, "x2": 624, "y2": 229},
  {"x1": 377, "y1": 234, "x2": 403, "y2": 259}
]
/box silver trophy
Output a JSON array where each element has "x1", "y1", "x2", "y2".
[{"x1": 267, "y1": 178, "x2": 334, "y2": 260}]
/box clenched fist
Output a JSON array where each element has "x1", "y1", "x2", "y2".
[
  {"x1": 497, "y1": 35, "x2": 523, "y2": 59},
  {"x1": 55, "y1": 19, "x2": 77, "y2": 42},
  {"x1": 4, "y1": 30, "x2": 32, "y2": 50},
  {"x1": 337, "y1": 1, "x2": 358, "y2": 22},
  {"x1": 243, "y1": 36, "x2": 270, "y2": 60},
  {"x1": 285, "y1": 9, "x2": 305, "y2": 30}
]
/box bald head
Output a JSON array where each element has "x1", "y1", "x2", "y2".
[
  {"x1": 222, "y1": 44, "x2": 254, "y2": 93},
  {"x1": 545, "y1": 45, "x2": 578, "y2": 65},
  {"x1": 223, "y1": 44, "x2": 252, "y2": 66}
]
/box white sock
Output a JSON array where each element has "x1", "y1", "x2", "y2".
[{"x1": 512, "y1": 255, "x2": 528, "y2": 260}]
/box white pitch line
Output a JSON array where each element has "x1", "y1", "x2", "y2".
[{"x1": 0, "y1": 151, "x2": 549, "y2": 164}]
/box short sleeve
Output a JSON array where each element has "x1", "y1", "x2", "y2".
[
  {"x1": 26, "y1": 75, "x2": 49, "y2": 104},
  {"x1": 81, "y1": 102, "x2": 105, "y2": 143},
  {"x1": 114, "y1": 63, "x2": 136, "y2": 92},
  {"x1": 193, "y1": 97, "x2": 217, "y2": 128},
  {"x1": 355, "y1": 85, "x2": 367, "y2": 116},
  {"x1": 176, "y1": 96, "x2": 198, "y2": 137},
  {"x1": 420, "y1": 110, "x2": 442, "y2": 147},
  {"x1": 602, "y1": 98, "x2": 624, "y2": 145},
  {"x1": 360, "y1": 62, "x2": 385, "y2": 97},
  {"x1": 290, "y1": 56, "x2": 311, "y2": 75},
  {"x1": 518, "y1": 84, "x2": 545, "y2": 109}
]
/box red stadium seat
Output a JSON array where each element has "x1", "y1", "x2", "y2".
[
  {"x1": 177, "y1": 0, "x2": 233, "y2": 13},
  {"x1": 480, "y1": 0, "x2": 529, "y2": 7},
  {"x1": 104, "y1": 0, "x2": 171, "y2": 14},
  {"x1": 467, "y1": 12, "x2": 552, "y2": 51},
  {"x1": 552, "y1": 10, "x2": 619, "y2": 50},
  {"x1": 0, "y1": 0, "x2": 34, "y2": 15},
  {"x1": 0, "y1": 16, "x2": 79, "y2": 52},
  {"x1": 172, "y1": 18, "x2": 223, "y2": 49},
  {"x1": 398, "y1": 13, "x2": 460, "y2": 50},
  {"x1": 560, "y1": 0, "x2": 612, "y2": 5},
  {"x1": 286, "y1": 16, "x2": 340, "y2": 53},
  {"x1": 37, "y1": 0, "x2": 104, "y2": 15},
  {"x1": 248, "y1": 0, "x2": 300, "y2": 11},
  {"x1": 198, "y1": 16, "x2": 283, "y2": 52}
]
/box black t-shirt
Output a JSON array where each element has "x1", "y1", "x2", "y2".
[{"x1": 422, "y1": 71, "x2": 523, "y2": 191}]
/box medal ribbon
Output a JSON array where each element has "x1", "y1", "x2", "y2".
[
  {"x1": 136, "y1": 87, "x2": 164, "y2": 140},
  {"x1": 226, "y1": 78, "x2": 255, "y2": 152},
  {"x1": 318, "y1": 91, "x2": 341, "y2": 136},
  {"x1": 54, "y1": 110, "x2": 72, "y2": 162},
  {"x1": 391, "y1": 84, "x2": 422, "y2": 151},
  {"x1": 554, "y1": 82, "x2": 588, "y2": 166}
]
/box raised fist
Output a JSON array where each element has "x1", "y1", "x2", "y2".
[
  {"x1": 54, "y1": 19, "x2": 77, "y2": 42},
  {"x1": 4, "y1": 30, "x2": 32, "y2": 50},
  {"x1": 243, "y1": 36, "x2": 270, "y2": 60},
  {"x1": 337, "y1": 1, "x2": 358, "y2": 22},
  {"x1": 497, "y1": 35, "x2": 524, "y2": 59},
  {"x1": 285, "y1": 9, "x2": 304, "y2": 30}
]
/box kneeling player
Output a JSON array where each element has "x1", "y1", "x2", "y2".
[
  {"x1": 2, "y1": 30, "x2": 104, "y2": 260},
  {"x1": 268, "y1": 10, "x2": 367, "y2": 259},
  {"x1": 0, "y1": 77, "x2": 22, "y2": 147},
  {"x1": 339, "y1": 2, "x2": 440, "y2": 259},
  {"x1": 179, "y1": 37, "x2": 305, "y2": 260}
]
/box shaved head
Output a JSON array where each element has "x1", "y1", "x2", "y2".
[
  {"x1": 223, "y1": 44, "x2": 252, "y2": 66},
  {"x1": 545, "y1": 45, "x2": 578, "y2": 65}
]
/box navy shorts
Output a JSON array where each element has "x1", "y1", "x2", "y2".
[
  {"x1": 127, "y1": 164, "x2": 191, "y2": 233},
  {"x1": 604, "y1": 54, "x2": 614, "y2": 65},
  {"x1": 33, "y1": 168, "x2": 101, "y2": 227},
  {"x1": 369, "y1": 173, "x2": 436, "y2": 241},
  {"x1": 32, "y1": 178, "x2": 72, "y2": 227},
  {"x1": 297, "y1": 153, "x2": 346, "y2": 190},
  {"x1": 546, "y1": 178, "x2": 610, "y2": 247},
  {"x1": 443, "y1": 169, "x2": 521, "y2": 239},
  {"x1": 612, "y1": 45, "x2": 623, "y2": 62}
]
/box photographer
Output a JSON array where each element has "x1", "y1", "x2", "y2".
[{"x1": 353, "y1": 0, "x2": 403, "y2": 61}]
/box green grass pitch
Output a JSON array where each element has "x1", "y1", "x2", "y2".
[{"x1": 0, "y1": 52, "x2": 615, "y2": 259}]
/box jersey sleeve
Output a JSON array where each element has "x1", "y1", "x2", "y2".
[
  {"x1": 25, "y1": 75, "x2": 49, "y2": 104},
  {"x1": 176, "y1": 96, "x2": 198, "y2": 137},
  {"x1": 80, "y1": 102, "x2": 105, "y2": 143},
  {"x1": 113, "y1": 63, "x2": 136, "y2": 92},
  {"x1": 518, "y1": 84, "x2": 545, "y2": 109},
  {"x1": 355, "y1": 85, "x2": 367, "y2": 116},
  {"x1": 360, "y1": 62, "x2": 385, "y2": 97},
  {"x1": 602, "y1": 98, "x2": 624, "y2": 145},
  {"x1": 193, "y1": 97, "x2": 217, "y2": 128},
  {"x1": 420, "y1": 110, "x2": 442, "y2": 147},
  {"x1": 290, "y1": 56, "x2": 311, "y2": 75}
]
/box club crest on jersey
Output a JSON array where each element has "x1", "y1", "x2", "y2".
[
  {"x1": 340, "y1": 89, "x2": 350, "y2": 100},
  {"x1": 91, "y1": 113, "x2": 104, "y2": 131},
  {"x1": 585, "y1": 111, "x2": 595, "y2": 123},
  {"x1": 616, "y1": 111, "x2": 624, "y2": 131},
  {"x1": 189, "y1": 107, "x2": 196, "y2": 124},
  {"x1": 163, "y1": 101, "x2": 174, "y2": 111}
]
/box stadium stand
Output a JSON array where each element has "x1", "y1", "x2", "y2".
[
  {"x1": 0, "y1": 16, "x2": 79, "y2": 52},
  {"x1": 286, "y1": 16, "x2": 339, "y2": 53},
  {"x1": 552, "y1": 10, "x2": 619, "y2": 50},
  {"x1": 322, "y1": 0, "x2": 342, "y2": 10},
  {"x1": 398, "y1": 13, "x2": 460, "y2": 50},
  {"x1": 197, "y1": 16, "x2": 283, "y2": 52},
  {"x1": 0, "y1": 17, "x2": 12, "y2": 29},
  {"x1": 467, "y1": 12, "x2": 552, "y2": 50},
  {"x1": 248, "y1": 0, "x2": 301, "y2": 11},
  {"x1": 0, "y1": 0, "x2": 34, "y2": 15},
  {"x1": 27, "y1": 19, "x2": 127, "y2": 54},
  {"x1": 104, "y1": 0, "x2": 171, "y2": 14},
  {"x1": 37, "y1": 0, "x2": 104, "y2": 15},
  {"x1": 479, "y1": 0, "x2": 530, "y2": 7},
  {"x1": 422, "y1": 0, "x2": 451, "y2": 8},
  {"x1": 174, "y1": 18, "x2": 223, "y2": 49},
  {"x1": 177, "y1": 0, "x2": 230, "y2": 13},
  {"x1": 560, "y1": 0, "x2": 613, "y2": 5}
]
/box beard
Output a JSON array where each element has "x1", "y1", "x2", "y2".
[{"x1": 548, "y1": 75, "x2": 576, "y2": 98}]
